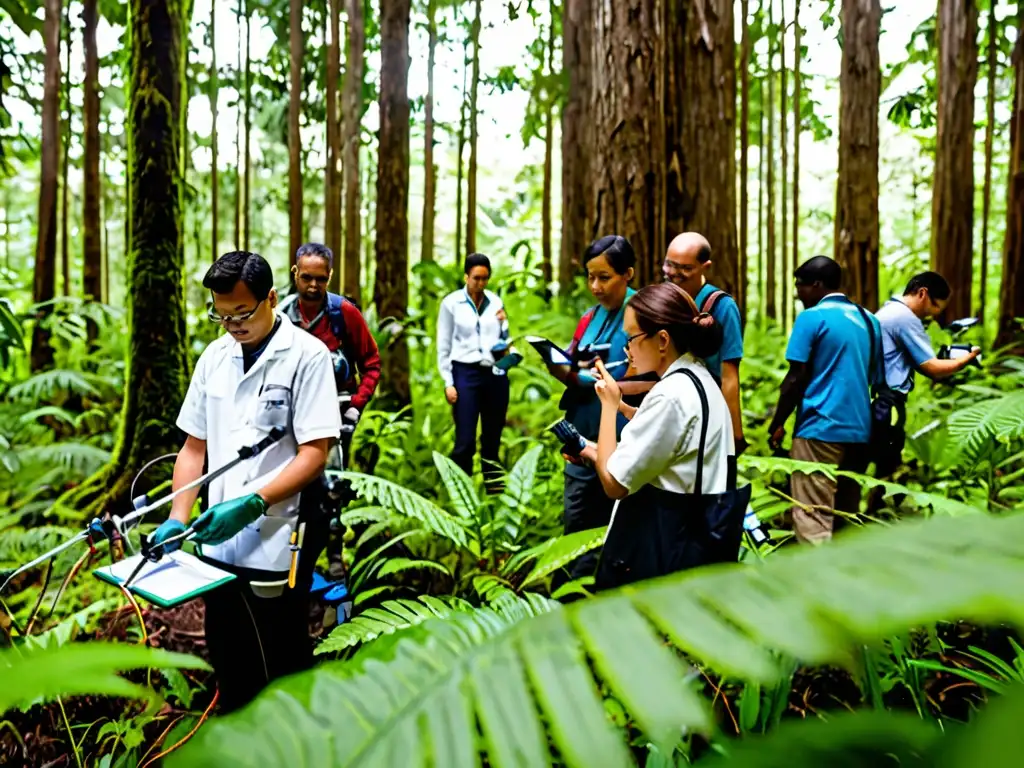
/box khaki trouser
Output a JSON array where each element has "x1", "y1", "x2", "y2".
[{"x1": 790, "y1": 438, "x2": 868, "y2": 544}]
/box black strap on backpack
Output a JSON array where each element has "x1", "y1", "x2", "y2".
[
  {"x1": 854, "y1": 305, "x2": 877, "y2": 384},
  {"x1": 700, "y1": 289, "x2": 728, "y2": 316}
]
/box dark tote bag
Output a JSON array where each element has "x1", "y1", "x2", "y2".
[{"x1": 595, "y1": 368, "x2": 752, "y2": 591}]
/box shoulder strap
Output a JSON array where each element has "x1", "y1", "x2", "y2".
[
  {"x1": 664, "y1": 368, "x2": 710, "y2": 496},
  {"x1": 854, "y1": 305, "x2": 877, "y2": 386},
  {"x1": 701, "y1": 289, "x2": 728, "y2": 315},
  {"x1": 326, "y1": 293, "x2": 348, "y2": 345}
]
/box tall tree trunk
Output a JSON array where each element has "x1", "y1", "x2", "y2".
[
  {"x1": 326, "y1": 0, "x2": 342, "y2": 291},
  {"x1": 997, "y1": 23, "x2": 1024, "y2": 350},
  {"x1": 758, "y1": 78, "x2": 764, "y2": 313},
  {"x1": 454, "y1": 28, "x2": 468, "y2": 266},
  {"x1": 102, "y1": 151, "x2": 109, "y2": 303},
  {"x1": 834, "y1": 0, "x2": 881, "y2": 309},
  {"x1": 61, "y1": 1, "x2": 71, "y2": 297},
  {"x1": 666, "y1": 0, "x2": 739, "y2": 296},
  {"x1": 541, "y1": 1, "x2": 555, "y2": 286},
  {"x1": 420, "y1": 0, "x2": 436, "y2": 265},
  {"x1": 792, "y1": 0, "x2": 801, "y2": 314},
  {"x1": 234, "y1": 0, "x2": 242, "y2": 250},
  {"x1": 374, "y1": 0, "x2": 411, "y2": 406},
  {"x1": 739, "y1": 0, "x2": 750, "y2": 318},
  {"x1": 243, "y1": 0, "x2": 252, "y2": 253},
  {"x1": 465, "y1": 0, "x2": 482, "y2": 256},
  {"x1": 780, "y1": 0, "x2": 788, "y2": 326},
  {"x1": 765, "y1": 0, "x2": 776, "y2": 320},
  {"x1": 561, "y1": 0, "x2": 590, "y2": 292},
  {"x1": 590, "y1": 0, "x2": 664, "y2": 286},
  {"x1": 288, "y1": 0, "x2": 303, "y2": 262},
  {"x1": 33, "y1": 0, "x2": 61, "y2": 371},
  {"x1": 210, "y1": 0, "x2": 218, "y2": 261},
  {"x1": 62, "y1": 0, "x2": 191, "y2": 516},
  {"x1": 979, "y1": 0, "x2": 997, "y2": 323},
  {"x1": 83, "y1": 0, "x2": 101, "y2": 316},
  {"x1": 343, "y1": 0, "x2": 365, "y2": 301},
  {"x1": 931, "y1": 0, "x2": 978, "y2": 320}
]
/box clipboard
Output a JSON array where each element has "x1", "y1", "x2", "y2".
[
  {"x1": 93, "y1": 551, "x2": 236, "y2": 609},
  {"x1": 524, "y1": 336, "x2": 573, "y2": 366}
]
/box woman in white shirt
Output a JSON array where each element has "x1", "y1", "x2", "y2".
[
  {"x1": 581, "y1": 282, "x2": 750, "y2": 589},
  {"x1": 436, "y1": 253, "x2": 519, "y2": 493}
]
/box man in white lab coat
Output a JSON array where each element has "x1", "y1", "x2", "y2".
[{"x1": 151, "y1": 250, "x2": 341, "y2": 712}]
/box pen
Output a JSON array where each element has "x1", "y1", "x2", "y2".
[{"x1": 579, "y1": 359, "x2": 629, "y2": 370}]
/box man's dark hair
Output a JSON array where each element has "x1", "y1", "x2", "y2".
[
  {"x1": 904, "y1": 271, "x2": 951, "y2": 301},
  {"x1": 794, "y1": 255, "x2": 842, "y2": 291},
  {"x1": 295, "y1": 242, "x2": 334, "y2": 268},
  {"x1": 696, "y1": 243, "x2": 712, "y2": 264},
  {"x1": 203, "y1": 251, "x2": 274, "y2": 300},
  {"x1": 583, "y1": 235, "x2": 637, "y2": 275},
  {"x1": 464, "y1": 252, "x2": 491, "y2": 275}
]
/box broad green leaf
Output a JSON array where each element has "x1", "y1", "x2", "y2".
[
  {"x1": 433, "y1": 451, "x2": 482, "y2": 521},
  {"x1": 174, "y1": 513, "x2": 1024, "y2": 767},
  {"x1": 0, "y1": 643, "x2": 209, "y2": 714},
  {"x1": 519, "y1": 527, "x2": 606, "y2": 587}
]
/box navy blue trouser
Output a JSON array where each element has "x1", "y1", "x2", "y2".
[{"x1": 451, "y1": 361, "x2": 510, "y2": 492}]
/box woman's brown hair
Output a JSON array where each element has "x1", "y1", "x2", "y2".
[{"x1": 628, "y1": 283, "x2": 723, "y2": 360}]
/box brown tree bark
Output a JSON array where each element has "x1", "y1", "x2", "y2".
[
  {"x1": 792, "y1": 0, "x2": 801, "y2": 317},
  {"x1": 454, "y1": 31, "x2": 467, "y2": 267},
  {"x1": 234, "y1": 0, "x2": 242, "y2": 250},
  {"x1": 758, "y1": 78, "x2": 764, "y2": 313},
  {"x1": 765, "y1": 0, "x2": 776, "y2": 320},
  {"x1": 243, "y1": 0, "x2": 252, "y2": 253},
  {"x1": 210, "y1": 0, "x2": 218, "y2": 261},
  {"x1": 83, "y1": 0, "x2": 101, "y2": 313},
  {"x1": 560, "y1": 0, "x2": 590, "y2": 291},
  {"x1": 997, "y1": 23, "x2": 1024, "y2": 350},
  {"x1": 739, "y1": 0, "x2": 750, "y2": 318},
  {"x1": 465, "y1": 0, "x2": 482, "y2": 256},
  {"x1": 326, "y1": 0, "x2": 342, "y2": 291},
  {"x1": 420, "y1": 0, "x2": 437, "y2": 265},
  {"x1": 288, "y1": 0, "x2": 303, "y2": 261},
  {"x1": 931, "y1": 0, "x2": 978, "y2": 320},
  {"x1": 32, "y1": 0, "x2": 61, "y2": 371},
  {"x1": 61, "y1": 1, "x2": 71, "y2": 297},
  {"x1": 541, "y1": 2, "x2": 555, "y2": 286},
  {"x1": 374, "y1": 0, "x2": 411, "y2": 406},
  {"x1": 780, "y1": 0, "x2": 788, "y2": 326},
  {"x1": 589, "y1": 0, "x2": 665, "y2": 286},
  {"x1": 834, "y1": 0, "x2": 881, "y2": 309},
  {"x1": 979, "y1": 0, "x2": 997, "y2": 322},
  {"x1": 666, "y1": 0, "x2": 740, "y2": 297},
  {"x1": 343, "y1": 0, "x2": 365, "y2": 301}
]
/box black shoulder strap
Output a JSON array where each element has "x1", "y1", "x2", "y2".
[
  {"x1": 665, "y1": 368, "x2": 710, "y2": 497},
  {"x1": 701, "y1": 289, "x2": 728, "y2": 315},
  {"x1": 855, "y1": 305, "x2": 877, "y2": 386}
]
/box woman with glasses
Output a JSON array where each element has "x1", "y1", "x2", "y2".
[
  {"x1": 436, "y1": 253, "x2": 520, "y2": 493},
  {"x1": 549, "y1": 235, "x2": 652, "y2": 583},
  {"x1": 149, "y1": 250, "x2": 342, "y2": 712},
  {"x1": 579, "y1": 283, "x2": 747, "y2": 589}
]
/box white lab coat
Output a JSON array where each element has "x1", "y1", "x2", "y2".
[{"x1": 176, "y1": 313, "x2": 342, "y2": 574}]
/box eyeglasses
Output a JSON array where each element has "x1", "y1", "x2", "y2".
[
  {"x1": 625, "y1": 331, "x2": 647, "y2": 348},
  {"x1": 208, "y1": 299, "x2": 264, "y2": 324}
]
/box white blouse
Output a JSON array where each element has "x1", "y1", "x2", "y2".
[
  {"x1": 606, "y1": 354, "x2": 734, "y2": 495},
  {"x1": 436, "y1": 288, "x2": 507, "y2": 387}
]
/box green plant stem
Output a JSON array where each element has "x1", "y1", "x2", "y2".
[
  {"x1": 0, "y1": 719, "x2": 26, "y2": 758},
  {"x1": 58, "y1": 696, "x2": 84, "y2": 768}
]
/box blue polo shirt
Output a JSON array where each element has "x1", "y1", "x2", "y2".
[
  {"x1": 785, "y1": 294, "x2": 883, "y2": 444},
  {"x1": 694, "y1": 283, "x2": 744, "y2": 381},
  {"x1": 875, "y1": 298, "x2": 936, "y2": 394}
]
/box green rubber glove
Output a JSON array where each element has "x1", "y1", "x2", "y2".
[
  {"x1": 151, "y1": 519, "x2": 187, "y2": 553},
  {"x1": 191, "y1": 493, "x2": 269, "y2": 546}
]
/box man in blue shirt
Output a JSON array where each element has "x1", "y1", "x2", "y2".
[
  {"x1": 768, "y1": 256, "x2": 882, "y2": 543},
  {"x1": 663, "y1": 232, "x2": 747, "y2": 454},
  {"x1": 873, "y1": 271, "x2": 980, "y2": 476}
]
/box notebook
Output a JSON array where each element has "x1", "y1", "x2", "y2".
[
  {"x1": 525, "y1": 336, "x2": 573, "y2": 366},
  {"x1": 93, "y1": 551, "x2": 236, "y2": 609}
]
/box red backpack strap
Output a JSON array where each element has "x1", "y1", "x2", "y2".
[
  {"x1": 701, "y1": 290, "x2": 728, "y2": 315},
  {"x1": 568, "y1": 306, "x2": 596, "y2": 355}
]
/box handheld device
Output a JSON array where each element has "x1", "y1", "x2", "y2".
[
  {"x1": 550, "y1": 419, "x2": 587, "y2": 457},
  {"x1": 937, "y1": 316, "x2": 982, "y2": 369}
]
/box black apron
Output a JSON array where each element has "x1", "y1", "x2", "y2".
[{"x1": 595, "y1": 368, "x2": 752, "y2": 591}]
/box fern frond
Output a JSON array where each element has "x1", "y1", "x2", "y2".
[
  {"x1": 500, "y1": 444, "x2": 543, "y2": 512},
  {"x1": 174, "y1": 512, "x2": 1024, "y2": 767},
  {"x1": 315, "y1": 596, "x2": 472, "y2": 655},
  {"x1": 432, "y1": 451, "x2": 481, "y2": 521},
  {"x1": 948, "y1": 390, "x2": 1024, "y2": 462},
  {"x1": 7, "y1": 369, "x2": 115, "y2": 404},
  {"x1": 16, "y1": 442, "x2": 111, "y2": 476},
  {"x1": 518, "y1": 527, "x2": 607, "y2": 587},
  {"x1": 335, "y1": 471, "x2": 469, "y2": 547}
]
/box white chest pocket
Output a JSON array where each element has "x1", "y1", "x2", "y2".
[{"x1": 254, "y1": 384, "x2": 292, "y2": 432}]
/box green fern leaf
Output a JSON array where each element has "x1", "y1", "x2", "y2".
[
  {"x1": 432, "y1": 451, "x2": 481, "y2": 521},
  {"x1": 500, "y1": 444, "x2": 543, "y2": 511},
  {"x1": 948, "y1": 390, "x2": 1024, "y2": 461},
  {"x1": 17, "y1": 442, "x2": 111, "y2": 476},
  {"x1": 336, "y1": 471, "x2": 469, "y2": 547},
  {"x1": 173, "y1": 512, "x2": 1024, "y2": 767},
  {"x1": 519, "y1": 527, "x2": 607, "y2": 587},
  {"x1": 315, "y1": 596, "x2": 473, "y2": 655}
]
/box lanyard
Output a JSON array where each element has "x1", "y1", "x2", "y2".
[{"x1": 589, "y1": 303, "x2": 626, "y2": 346}]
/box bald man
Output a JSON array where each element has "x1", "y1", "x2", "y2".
[{"x1": 663, "y1": 233, "x2": 747, "y2": 454}]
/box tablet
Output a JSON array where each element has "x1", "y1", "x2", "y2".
[{"x1": 525, "y1": 336, "x2": 573, "y2": 366}]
